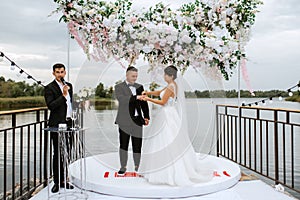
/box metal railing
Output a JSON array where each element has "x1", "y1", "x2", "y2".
[
  {"x1": 0, "y1": 107, "x2": 49, "y2": 200},
  {"x1": 0, "y1": 105, "x2": 84, "y2": 199},
  {"x1": 216, "y1": 104, "x2": 300, "y2": 194}
]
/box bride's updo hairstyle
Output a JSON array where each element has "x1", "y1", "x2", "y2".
[{"x1": 164, "y1": 65, "x2": 178, "y2": 80}]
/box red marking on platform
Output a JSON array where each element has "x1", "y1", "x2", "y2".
[
  {"x1": 213, "y1": 171, "x2": 221, "y2": 177},
  {"x1": 223, "y1": 171, "x2": 231, "y2": 177},
  {"x1": 104, "y1": 172, "x2": 109, "y2": 178},
  {"x1": 114, "y1": 172, "x2": 142, "y2": 177}
]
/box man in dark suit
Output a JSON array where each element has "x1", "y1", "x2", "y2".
[
  {"x1": 115, "y1": 66, "x2": 150, "y2": 175},
  {"x1": 44, "y1": 63, "x2": 74, "y2": 193}
]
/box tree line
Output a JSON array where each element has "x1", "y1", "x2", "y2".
[
  {"x1": 186, "y1": 89, "x2": 290, "y2": 98},
  {"x1": 0, "y1": 76, "x2": 295, "y2": 99},
  {"x1": 0, "y1": 76, "x2": 44, "y2": 98}
]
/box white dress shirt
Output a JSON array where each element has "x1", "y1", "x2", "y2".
[
  {"x1": 55, "y1": 79, "x2": 72, "y2": 118},
  {"x1": 126, "y1": 81, "x2": 138, "y2": 116}
]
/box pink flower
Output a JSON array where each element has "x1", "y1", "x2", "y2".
[
  {"x1": 154, "y1": 42, "x2": 161, "y2": 49},
  {"x1": 67, "y1": 2, "x2": 73, "y2": 8},
  {"x1": 131, "y1": 17, "x2": 137, "y2": 24}
]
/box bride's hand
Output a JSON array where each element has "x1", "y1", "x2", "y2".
[{"x1": 143, "y1": 96, "x2": 150, "y2": 101}]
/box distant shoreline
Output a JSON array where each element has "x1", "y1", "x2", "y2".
[
  {"x1": 0, "y1": 95, "x2": 299, "y2": 111},
  {"x1": 285, "y1": 95, "x2": 300, "y2": 103}
]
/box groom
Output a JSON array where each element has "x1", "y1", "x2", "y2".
[{"x1": 115, "y1": 66, "x2": 150, "y2": 175}]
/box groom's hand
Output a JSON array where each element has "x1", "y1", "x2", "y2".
[
  {"x1": 136, "y1": 95, "x2": 143, "y2": 100},
  {"x1": 144, "y1": 118, "x2": 149, "y2": 126}
]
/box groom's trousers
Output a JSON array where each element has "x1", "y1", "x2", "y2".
[{"x1": 119, "y1": 128, "x2": 142, "y2": 168}]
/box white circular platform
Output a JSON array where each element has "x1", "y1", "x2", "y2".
[{"x1": 69, "y1": 152, "x2": 241, "y2": 198}]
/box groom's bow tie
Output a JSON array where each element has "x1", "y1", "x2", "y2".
[{"x1": 127, "y1": 83, "x2": 135, "y2": 87}]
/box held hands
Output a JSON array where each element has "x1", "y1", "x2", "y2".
[
  {"x1": 137, "y1": 91, "x2": 149, "y2": 101},
  {"x1": 137, "y1": 94, "x2": 148, "y2": 101}
]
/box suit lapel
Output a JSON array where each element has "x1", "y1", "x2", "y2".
[
  {"x1": 52, "y1": 80, "x2": 63, "y2": 95},
  {"x1": 122, "y1": 81, "x2": 133, "y2": 95}
]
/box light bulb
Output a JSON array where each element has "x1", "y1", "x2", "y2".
[
  {"x1": 10, "y1": 65, "x2": 15, "y2": 70},
  {"x1": 289, "y1": 92, "x2": 293, "y2": 97},
  {"x1": 0, "y1": 57, "x2": 3, "y2": 62},
  {"x1": 278, "y1": 96, "x2": 283, "y2": 101}
]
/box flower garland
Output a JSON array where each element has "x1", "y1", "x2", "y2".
[{"x1": 52, "y1": 0, "x2": 262, "y2": 80}]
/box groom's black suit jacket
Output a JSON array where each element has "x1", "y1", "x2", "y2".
[
  {"x1": 44, "y1": 80, "x2": 73, "y2": 127},
  {"x1": 115, "y1": 81, "x2": 149, "y2": 131}
]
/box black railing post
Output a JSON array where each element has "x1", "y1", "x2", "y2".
[
  {"x1": 216, "y1": 105, "x2": 219, "y2": 157},
  {"x1": 3, "y1": 130, "x2": 7, "y2": 200},
  {"x1": 43, "y1": 109, "x2": 48, "y2": 187},
  {"x1": 274, "y1": 110, "x2": 279, "y2": 184},
  {"x1": 12, "y1": 113, "x2": 16, "y2": 127},
  {"x1": 80, "y1": 106, "x2": 84, "y2": 128},
  {"x1": 239, "y1": 106, "x2": 242, "y2": 164}
]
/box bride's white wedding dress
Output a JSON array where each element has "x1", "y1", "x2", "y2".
[{"x1": 140, "y1": 81, "x2": 214, "y2": 186}]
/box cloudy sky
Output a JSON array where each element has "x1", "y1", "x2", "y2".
[{"x1": 0, "y1": 0, "x2": 299, "y2": 93}]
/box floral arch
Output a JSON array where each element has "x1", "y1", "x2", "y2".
[{"x1": 53, "y1": 0, "x2": 262, "y2": 80}]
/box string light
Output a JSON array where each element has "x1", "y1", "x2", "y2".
[
  {"x1": 288, "y1": 89, "x2": 293, "y2": 97},
  {"x1": 10, "y1": 65, "x2": 15, "y2": 71},
  {"x1": 242, "y1": 83, "x2": 300, "y2": 107},
  {"x1": 0, "y1": 51, "x2": 44, "y2": 87},
  {"x1": 269, "y1": 97, "x2": 273, "y2": 104}
]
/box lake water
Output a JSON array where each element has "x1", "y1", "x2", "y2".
[{"x1": 0, "y1": 98, "x2": 299, "y2": 196}]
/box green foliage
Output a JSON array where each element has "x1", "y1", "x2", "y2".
[
  {"x1": 95, "y1": 82, "x2": 114, "y2": 98},
  {"x1": 0, "y1": 96, "x2": 46, "y2": 110},
  {"x1": 0, "y1": 76, "x2": 44, "y2": 98}
]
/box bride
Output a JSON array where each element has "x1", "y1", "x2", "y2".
[{"x1": 139, "y1": 65, "x2": 214, "y2": 186}]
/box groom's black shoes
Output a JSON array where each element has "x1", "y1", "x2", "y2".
[
  {"x1": 51, "y1": 184, "x2": 59, "y2": 193},
  {"x1": 60, "y1": 182, "x2": 74, "y2": 189},
  {"x1": 135, "y1": 165, "x2": 139, "y2": 172},
  {"x1": 118, "y1": 167, "x2": 126, "y2": 175}
]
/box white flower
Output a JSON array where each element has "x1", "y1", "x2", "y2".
[
  {"x1": 165, "y1": 35, "x2": 175, "y2": 45},
  {"x1": 143, "y1": 44, "x2": 154, "y2": 53},
  {"x1": 100, "y1": 6, "x2": 106, "y2": 12},
  {"x1": 231, "y1": 56, "x2": 237, "y2": 63},
  {"x1": 174, "y1": 45, "x2": 182, "y2": 52},
  {"x1": 159, "y1": 39, "x2": 167, "y2": 47},
  {"x1": 195, "y1": 14, "x2": 202, "y2": 23},
  {"x1": 131, "y1": 33, "x2": 137, "y2": 39},
  {"x1": 109, "y1": 15, "x2": 116, "y2": 21},
  {"x1": 103, "y1": 18, "x2": 111, "y2": 27},
  {"x1": 195, "y1": 45, "x2": 204, "y2": 54},
  {"x1": 86, "y1": 9, "x2": 95, "y2": 16},
  {"x1": 110, "y1": 31, "x2": 118, "y2": 42},
  {"x1": 112, "y1": 19, "x2": 122, "y2": 28},
  {"x1": 124, "y1": 24, "x2": 134, "y2": 32},
  {"x1": 181, "y1": 35, "x2": 192, "y2": 44},
  {"x1": 178, "y1": 55, "x2": 185, "y2": 61},
  {"x1": 195, "y1": 31, "x2": 200, "y2": 37}
]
